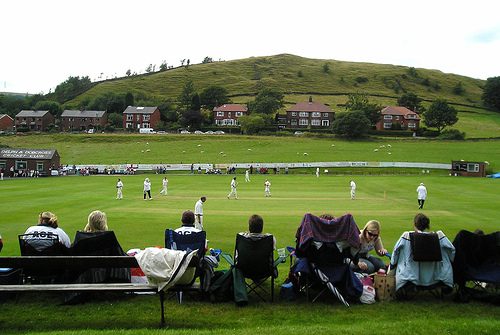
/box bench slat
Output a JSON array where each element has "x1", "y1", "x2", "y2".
[
  {"x1": 0, "y1": 256, "x2": 139, "y2": 269},
  {"x1": 0, "y1": 283, "x2": 158, "y2": 292}
]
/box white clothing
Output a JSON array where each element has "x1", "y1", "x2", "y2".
[
  {"x1": 116, "y1": 180, "x2": 123, "y2": 199},
  {"x1": 228, "y1": 179, "x2": 238, "y2": 199},
  {"x1": 143, "y1": 180, "x2": 151, "y2": 192},
  {"x1": 245, "y1": 170, "x2": 250, "y2": 182},
  {"x1": 350, "y1": 181, "x2": 356, "y2": 199},
  {"x1": 175, "y1": 226, "x2": 202, "y2": 234},
  {"x1": 24, "y1": 225, "x2": 71, "y2": 250},
  {"x1": 316, "y1": 168, "x2": 320, "y2": 178},
  {"x1": 417, "y1": 185, "x2": 427, "y2": 200},
  {"x1": 194, "y1": 199, "x2": 204, "y2": 230},
  {"x1": 264, "y1": 180, "x2": 271, "y2": 197},
  {"x1": 160, "y1": 178, "x2": 168, "y2": 195}
]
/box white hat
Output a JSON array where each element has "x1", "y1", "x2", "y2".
[{"x1": 420, "y1": 182, "x2": 424, "y2": 185}]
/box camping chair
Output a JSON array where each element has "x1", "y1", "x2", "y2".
[
  {"x1": 391, "y1": 231, "x2": 455, "y2": 300},
  {"x1": 223, "y1": 233, "x2": 284, "y2": 302},
  {"x1": 70, "y1": 231, "x2": 130, "y2": 283},
  {"x1": 165, "y1": 229, "x2": 206, "y2": 303},
  {"x1": 18, "y1": 233, "x2": 69, "y2": 283},
  {"x1": 291, "y1": 213, "x2": 363, "y2": 306},
  {"x1": 452, "y1": 230, "x2": 500, "y2": 303}
]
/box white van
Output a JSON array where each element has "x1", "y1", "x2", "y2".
[{"x1": 139, "y1": 128, "x2": 156, "y2": 134}]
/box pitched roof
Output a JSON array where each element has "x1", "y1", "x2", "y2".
[
  {"x1": 0, "y1": 114, "x2": 13, "y2": 120},
  {"x1": 62, "y1": 110, "x2": 106, "y2": 117},
  {"x1": 381, "y1": 106, "x2": 420, "y2": 119},
  {"x1": 287, "y1": 101, "x2": 333, "y2": 113},
  {"x1": 213, "y1": 104, "x2": 248, "y2": 112},
  {"x1": 0, "y1": 148, "x2": 58, "y2": 160},
  {"x1": 16, "y1": 110, "x2": 50, "y2": 117},
  {"x1": 123, "y1": 106, "x2": 158, "y2": 114}
]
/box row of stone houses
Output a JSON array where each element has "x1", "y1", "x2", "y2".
[{"x1": 0, "y1": 100, "x2": 420, "y2": 132}]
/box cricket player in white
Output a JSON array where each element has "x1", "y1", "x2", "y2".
[
  {"x1": 227, "y1": 177, "x2": 238, "y2": 199},
  {"x1": 350, "y1": 180, "x2": 356, "y2": 200},
  {"x1": 116, "y1": 178, "x2": 123, "y2": 199},
  {"x1": 416, "y1": 182, "x2": 427, "y2": 209},
  {"x1": 316, "y1": 167, "x2": 320, "y2": 178},
  {"x1": 264, "y1": 179, "x2": 271, "y2": 197},
  {"x1": 245, "y1": 169, "x2": 250, "y2": 182},
  {"x1": 160, "y1": 177, "x2": 168, "y2": 195},
  {"x1": 194, "y1": 196, "x2": 206, "y2": 230}
]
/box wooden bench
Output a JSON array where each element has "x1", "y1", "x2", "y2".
[{"x1": 0, "y1": 256, "x2": 166, "y2": 327}]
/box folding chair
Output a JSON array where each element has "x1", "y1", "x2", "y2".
[
  {"x1": 70, "y1": 231, "x2": 130, "y2": 283},
  {"x1": 452, "y1": 230, "x2": 500, "y2": 303},
  {"x1": 225, "y1": 233, "x2": 284, "y2": 302},
  {"x1": 18, "y1": 233, "x2": 69, "y2": 283},
  {"x1": 165, "y1": 229, "x2": 206, "y2": 303},
  {"x1": 391, "y1": 231, "x2": 455, "y2": 300}
]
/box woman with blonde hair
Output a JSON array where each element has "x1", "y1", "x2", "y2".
[
  {"x1": 24, "y1": 211, "x2": 71, "y2": 250},
  {"x1": 352, "y1": 220, "x2": 388, "y2": 273},
  {"x1": 84, "y1": 210, "x2": 108, "y2": 232}
]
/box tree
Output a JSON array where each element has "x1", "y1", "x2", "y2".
[
  {"x1": 239, "y1": 114, "x2": 266, "y2": 134},
  {"x1": 179, "y1": 110, "x2": 203, "y2": 130},
  {"x1": 249, "y1": 88, "x2": 284, "y2": 115},
  {"x1": 145, "y1": 64, "x2": 153, "y2": 73},
  {"x1": 159, "y1": 61, "x2": 168, "y2": 71},
  {"x1": 52, "y1": 76, "x2": 92, "y2": 103},
  {"x1": 125, "y1": 92, "x2": 134, "y2": 107},
  {"x1": 397, "y1": 92, "x2": 423, "y2": 112},
  {"x1": 345, "y1": 93, "x2": 381, "y2": 127},
  {"x1": 202, "y1": 56, "x2": 213, "y2": 64},
  {"x1": 453, "y1": 81, "x2": 465, "y2": 95},
  {"x1": 200, "y1": 86, "x2": 230, "y2": 110},
  {"x1": 34, "y1": 100, "x2": 62, "y2": 117},
  {"x1": 107, "y1": 112, "x2": 123, "y2": 128},
  {"x1": 126, "y1": 69, "x2": 131, "y2": 76},
  {"x1": 423, "y1": 99, "x2": 458, "y2": 133},
  {"x1": 178, "y1": 80, "x2": 196, "y2": 112},
  {"x1": 482, "y1": 76, "x2": 500, "y2": 112},
  {"x1": 332, "y1": 111, "x2": 371, "y2": 138},
  {"x1": 322, "y1": 63, "x2": 330, "y2": 74}
]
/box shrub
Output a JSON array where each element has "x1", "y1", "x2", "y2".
[{"x1": 438, "y1": 129, "x2": 466, "y2": 140}]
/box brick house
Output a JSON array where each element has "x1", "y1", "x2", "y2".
[
  {"x1": 122, "y1": 106, "x2": 161, "y2": 130},
  {"x1": 213, "y1": 104, "x2": 248, "y2": 126},
  {"x1": 286, "y1": 99, "x2": 334, "y2": 128},
  {"x1": 0, "y1": 114, "x2": 14, "y2": 131},
  {"x1": 15, "y1": 110, "x2": 55, "y2": 131},
  {"x1": 60, "y1": 110, "x2": 107, "y2": 132},
  {"x1": 376, "y1": 106, "x2": 420, "y2": 131}
]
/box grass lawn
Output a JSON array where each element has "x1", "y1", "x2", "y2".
[{"x1": 1, "y1": 173, "x2": 499, "y2": 334}]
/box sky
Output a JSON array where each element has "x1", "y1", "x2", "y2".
[{"x1": 1, "y1": 0, "x2": 500, "y2": 94}]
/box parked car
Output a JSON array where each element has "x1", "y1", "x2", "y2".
[
  {"x1": 194, "y1": 130, "x2": 203, "y2": 134},
  {"x1": 294, "y1": 131, "x2": 304, "y2": 136},
  {"x1": 205, "y1": 130, "x2": 214, "y2": 135},
  {"x1": 214, "y1": 130, "x2": 225, "y2": 135},
  {"x1": 180, "y1": 130, "x2": 190, "y2": 134},
  {"x1": 156, "y1": 130, "x2": 167, "y2": 134}
]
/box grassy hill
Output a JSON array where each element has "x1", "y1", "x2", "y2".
[{"x1": 70, "y1": 54, "x2": 486, "y2": 109}]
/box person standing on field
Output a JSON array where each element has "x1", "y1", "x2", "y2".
[
  {"x1": 416, "y1": 182, "x2": 427, "y2": 209},
  {"x1": 350, "y1": 180, "x2": 356, "y2": 200},
  {"x1": 245, "y1": 169, "x2": 250, "y2": 182},
  {"x1": 227, "y1": 177, "x2": 238, "y2": 199},
  {"x1": 160, "y1": 177, "x2": 168, "y2": 195},
  {"x1": 143, "y1": 178, "x2": 152, "y2": 200},
  {"x1": 116, "y1": 178, "x2": 123, "y2": 199},
  {"x1": 194, "y1": 196, "x2": 206, "y2": 230},
  {"x1": 316, "y1": 167, "x2": 320, "y2": 178},
  {"x1": 264, "y1": 179, "x2": 271, "y2": 197}
]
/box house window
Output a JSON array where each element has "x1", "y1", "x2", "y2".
[
  {"x1": 407, "y1": 114, "x2": 416, "y2": 119},
  {"x1": 36, "y1": 162, "x2": 44, "y2": 171},
  {"x1": 311, "y1": 119, "x2": 321, "y2": 126},
  {"x1": 384, "y1": 122, "x2": 392, "y2": 129},
  {"x1": 299, "y1": 119, "x2": 308, "y2": 126},
  {"x1": 291, "y1": 120, "x2": 297, "y2": 126},
  {"x1": 142, "y1": 123, "x2": 150, "y2": 128},
  {"x1": 236, "y1": 112, "x2": 242, "y2": 117},
  {"x1": 467, "y1": 163, "x2": 479, "y2": 172},
  {"x1": 215, "y1": 119, "x2": 223, "y2": 125},
  {"x1": 395, "y1": 116, "x2": 400, "y2": 120},
  {"x1": 408, "y1": 122, "x2": 416, "y2": 128},
  {"x1": 126, "y1": 122, "x2": 133, "y2": 129},
  {"x1": 322, "y1": 113, "x2": 329, "y2": 117},
  {"x1": 384, "y1": 115, "x2": 392, "y2": 120},
  {"x1": 143, "y1": 115, "x2": 150, "y2": 121},
  {"x1": 299, "y1": 112, "x2": 308, "y2": 117},
  {"x1": 291, "y1": 112, "x2": 297, "y2": 116},
  {"x1": 15, "y1": 160, "x2": 27, "y2": 170},
  {"x1": 228, "y1": 112, "x2": 232, "y2": 117},
  {"x1": 126, "y1": 115, "x2": 133, "y2": 121},
  {"x1": 312, "y1": 112, "x2": 321, "y2": 118},
  {"x1": 322, "y1": 120, "x2": 330, "y2": 126},
  {"x1": 217, "y1": 111, "x2": 224, "y2": 117}
]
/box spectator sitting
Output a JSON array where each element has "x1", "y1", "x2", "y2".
[
  {"x1": 0, "y1": 232, "x2": 3, "y2": 252},
  {"x1": 175, "y1": 210, "x2": 207, "y2": 249},
  {"x1": 351, "y1": 220, "x2": 388, "y2": 274},
  {"x1": 24, "y1": 211, "x2": 71, "y2": 251},
  {"x1": 238, "y1": 214, "x2": 276, "y2": 250}
]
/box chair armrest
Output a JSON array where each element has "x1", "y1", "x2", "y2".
[{"x1": 220, "y1": 252, "x2": 234, "y2": 266}]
